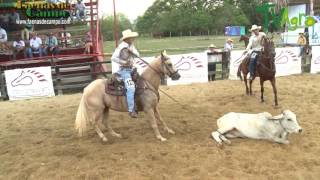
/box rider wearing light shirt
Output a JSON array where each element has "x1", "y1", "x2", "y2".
[
  {"x1": 111, "y1": 29, "x2": 139, "y2": 118},
  {"x1": 244, "y1": 25, "x2": 266, "y2": 80}
]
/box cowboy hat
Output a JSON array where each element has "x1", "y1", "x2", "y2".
[
  {"x1": 208, "y1": 44, "x2": 216, "y2": 48},
  {"x1": 227, "y1": 38, "x2": 233, "y2": 42},
  {"x1": 249, "y1": 25, "x2": 261, "y2": 32},
  {"x1": 121, "y1": 29, "x2": 139, "y2": 41}
]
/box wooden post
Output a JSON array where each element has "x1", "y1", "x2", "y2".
[
  {"x1": 89, "y1": 63, "x2": 94, "y2": 81},
  {"x1": 55, "y1": 66, "x2": 63, "y2": 95},
  {"x1": 0, "y1": 68, "x2": 5, "y2": 100}
]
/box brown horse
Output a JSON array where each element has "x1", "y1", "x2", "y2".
[
  {"x1": 75, "y1": 51, "x2": 181, "y2": 142},
  {"x1": 239, "y1": 35, "x2": 249, "y2": 48},
  {"x1": 237, "y1": 37, "x2": 278, "y2": 106}
]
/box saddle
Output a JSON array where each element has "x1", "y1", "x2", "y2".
[{"x1": 105, "y1": 68, "x2": 139, "y2": 96}]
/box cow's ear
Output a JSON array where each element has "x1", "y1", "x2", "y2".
[{"x1": 268, "y1": 114, "x2": 284, "y2": 121}]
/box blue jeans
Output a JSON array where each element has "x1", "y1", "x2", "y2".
[
  {"x1": 76, "y1": 9, "x2": 86, "y2": 20},
  {"x1": 44, "y1": 46, "x2": 60, "y2": 56},
  {"x1": 26, "y1": 47, "x2": 43, "y2": 58},
  {"x1": 249, "y1": 52, "x2": 258, "y2": 77},
  {"x1": 118, "y1": 68, "x2": 135, "y2": 112},
  {"x1": 299, "y1": 46, "x2": 304, "y2": 56}
]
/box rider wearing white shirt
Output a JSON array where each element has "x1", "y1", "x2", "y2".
[
  {"x1": 245, "y1": 25, "x2": 266, "y2": 80},
  {"x1": 111, "y1": 29, "x2": 140, "y2": 118}
]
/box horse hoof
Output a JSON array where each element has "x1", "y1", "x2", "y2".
[
  {"x1": 166, "y1": 128, "x2": 175, "y2": 135},
  {"x1": 159, "y1": 137, "x2": 167, "y2": 142},
  {"x1": 111, "y1": 132, "x2": 123, "y2": 138},
  {"x1": 102, "y1": 137, "x2": 108, "y2": 142},
  {"x1": 216, "y1": 142, "x2": 223, "y2": 147}
]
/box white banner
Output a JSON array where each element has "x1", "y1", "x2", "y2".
[
  {"x1": 112, "y1": 52, "x2": 208, "y2": 86},
  {"x1": 167, "y1": 53, "x2": 208, "y2": 85},
  {"x1": 229, "y1": 47, "x2": 301, "y2": 80},
  {"x1": 311, "y1": 46, "x2": 320, "y2": 74},
  {"x1": 309, "y1": 18, "x2": 320, "y2": 45},
  {"x1": 274, "y1": 47, "x2": 301, "y2": 76},
  {"x1": 5, "y1": 67, "x2": 55, "y2": 100}
]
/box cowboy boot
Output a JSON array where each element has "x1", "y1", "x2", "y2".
[{"x1": 129, "y1": 111, "x2": 138, "y2": 118}]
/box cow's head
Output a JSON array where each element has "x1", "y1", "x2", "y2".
[{"x1": 269, "y1": 110, "x2": 302, "y2": 134}]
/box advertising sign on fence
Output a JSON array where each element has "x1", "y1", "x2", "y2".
[
  {"x1": 311, "y1": 46, "x2": 320, "y2": 74},
  {"x1": 229, "y1": 47, "x2": 302, "y2": 80},
  {"x1": 5, "y1": 66, "x2": 55, "y2": 100},
  {"x1": 309, "y1": 17, "x2": 320, "y2": 45},
  {"x1": 225, "y1": 26, "x2": 245, "y2": 36},
  {"x1": 112, "y1": 52, "x2": 208, "y2": 86}
]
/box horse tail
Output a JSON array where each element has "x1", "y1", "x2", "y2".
[
  {"x1": 237, "y1": 65, "x2": 243, "y2": 81},
  {"x1": 75, "y1": 93, "x2": 90, "y2": 137}
]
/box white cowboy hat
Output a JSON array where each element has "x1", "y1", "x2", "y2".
[
  {"x1": 227, "y1": 38, "x2": 233, "y2": 42},
  {"x1": 121, "y1": 29, "x2": 139, "y2": 41},
  {"x1": 208, "y1": 44, "x2": 216, "y2": 48},
  {"x1": 249, "y1": 25, "x2": 261, "y2": 32}
]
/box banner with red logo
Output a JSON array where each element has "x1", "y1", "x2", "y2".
[
  {"x1": 229, "y1": 47, "x2": 302, "y2": 80},
  {"x1": 112, "y1": 52, "x2": 208, "y2": 85},
  {"x1": 5, "y1": 66, "x2": 55, "y2": 100},
  {"x1": 311, "y1": 46, "x2": 320, "y2": 74}
]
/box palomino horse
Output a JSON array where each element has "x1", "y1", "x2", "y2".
[
  {"x1": 237, "y1": 37, "x2": 278, "y2": 106},
  {"x1": 75, "y1": 51, "x2": 181, "y2": 142}
]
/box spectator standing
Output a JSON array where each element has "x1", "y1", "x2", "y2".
[{"x1": 297, "y1": 32, "x2": 307, "y2": 57}]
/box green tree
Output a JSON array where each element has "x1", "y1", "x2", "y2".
[{"x1": 100, "y1": 13, "x2": 132, "y2": 41}]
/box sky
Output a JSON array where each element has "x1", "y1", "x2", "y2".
[{"x1": 99, "y1": 0, "x2": 157, "y2": 22}]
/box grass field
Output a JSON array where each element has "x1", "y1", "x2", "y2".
[
  {"x1": 103, "y1": 34, "x2": 282, "y2": 57},
  {"x1": 103, "y1": 35, "x2": 246, "y2": 57}
]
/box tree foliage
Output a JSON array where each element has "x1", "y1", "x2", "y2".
[
  {"x1": 100, "y1": 13, "x2": 132, "y2": 41},
  {"x1": 135, "y1": 0, "x2": 271, "y2": 36}
]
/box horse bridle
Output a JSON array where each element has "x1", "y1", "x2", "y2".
[
  {"x1": 259, "y1": 38, "x2": 276, "y2": 73},
  {"x1": 133, "y1": 53, "x2": 179, "y2": 79},
  {"x1": 160, "y1": 56, "x2": 179, "y2": 78}
]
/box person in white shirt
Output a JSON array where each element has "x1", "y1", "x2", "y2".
[
  {"x1": 224, "y1": 38, "x2": 233, "y2": 76},
  {"x1": 0, "y1": 25, "x2": 8, "y2": 51},
  {"x1": 75, "y1": 0, "x2": 86, "y2": 21},
  {"x1": 224, "y1": 38, "x2": 233, "y2": 52},
  {"x1": 12, "y1": 36, "x2": 26, "y2": 60},
  {"x1": 111, "y1": 29, "x2": 139, "y2": 118},
  {"x1": 26, "y1": 33, "x2": 43, "y2": 58},
  {"x1": 206, "y1": 44, "x2": 219, "y2": 81},
  {"x1": 244, "y1": 25, "x2": 266, "y2": 80}
]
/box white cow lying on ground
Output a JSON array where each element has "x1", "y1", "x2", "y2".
[{"x1": 211, "y1": 110, "x2": 302, "y2": 145}]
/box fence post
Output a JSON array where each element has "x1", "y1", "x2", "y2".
[
  {"x1": 0, "y1": 68, "x2": 6, "y2": 100},
  {"x1": 89, "y1": 63, "x2": 95, "y2": 81},
  {"x1": 55, "y1": 66, "x2": 63, "y2": 95}
]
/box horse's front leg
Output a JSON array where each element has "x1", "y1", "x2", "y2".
[
  {"x1": 145, "y1": 108, "x2": 167, "y2": 141},
  {"x1": 260, "y1": 78, "x2": 265, "y2": 103},
  {"x1": 270, "y1": 78, "x2": 278, "y2": 106},
  {"x1": 154, "y1": 106, "x2": 175, "y2": 134},
  {"x1": 249, "y1": 79, "x2": 253, "y2": 96},
  {"x1": 244, "y1": 73, "x2": 249, "y2": 95}
]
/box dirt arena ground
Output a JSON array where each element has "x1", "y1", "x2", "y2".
[{"x1": 0, "y1": 74, "x2": 319, "y2": 180}]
